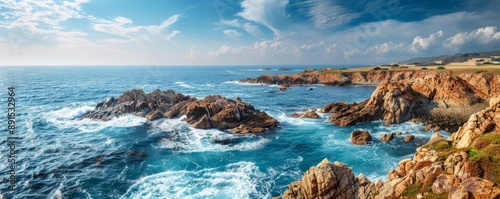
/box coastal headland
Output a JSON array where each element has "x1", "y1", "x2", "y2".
[{"x1": 245, "y1": 64, "x2": 500, "y2": 198}]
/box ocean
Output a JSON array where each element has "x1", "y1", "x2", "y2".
[{"x1": 0, "y1": 66, "x2": 445, "y2": 198}]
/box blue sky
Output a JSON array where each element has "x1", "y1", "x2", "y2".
[{"x1": 1, "y1": 0, "x2": 500, "y2": 66}]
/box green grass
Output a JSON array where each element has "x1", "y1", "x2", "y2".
[
  {"x1": 402, "y1": 183, "x2": 422, "y2": 197},
  {"x1": 437, "y1": 66, "x2": 446, "y2": 70},
  {"x1": 426, "y1": 193, "x2": 449, "y2": 199},
  {"x1": 432, "y1": 140, "x2": 452, "y2": 150},
  {"x1": 466, "y1": 133, "x2": 500, "y2": 185}
]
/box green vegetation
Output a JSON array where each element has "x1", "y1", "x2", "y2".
[
  {"x1": 437, "y1": 66, "x2": 446, "y2": 70},
  {"x1": 401, "y1": 183, "x2": 422, "y2": 197},
  {"x1": 373, "y1": 67, "x2": 382, "y2": 70},
  {"x1": 426, "y1": 193, "x2": 449, "y2": 199},
  {"x1": 421, "y1": 67, "x2": 428, "y2": 70},
  {"x1": 402, "y1": 50, "x2": 500, "y2": 65},
  {"x1": 432, "y1": 140, "x2": 452, "y2": 150},
  {"x1": 466, "y1": 133, "x2": 500, "y2": 185},
  {"x1": 475, "y1": 70, "x2": 483, "y2": 74}
]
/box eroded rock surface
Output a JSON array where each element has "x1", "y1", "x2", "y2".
[{"x1": 82, "y1": 89, "x2": 278, "y2": 134}]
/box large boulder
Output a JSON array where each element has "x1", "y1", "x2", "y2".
[
  {"x1": 449, "y1": 177, "x2": 498, "y2": 199},
  {"x1": 350, "y1": 130, "x2": 372, "y2": 145},
  {"x1": 280, "y1": 158, "x2": 375, "y2": 199}
]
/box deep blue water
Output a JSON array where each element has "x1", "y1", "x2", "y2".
[{"x1": 0, "y1": 66, "x2": 445, "y2": 198}]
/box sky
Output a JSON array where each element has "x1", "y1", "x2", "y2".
[{"x1": 1, "y1": 0, "x2": 500, "y2": 66}]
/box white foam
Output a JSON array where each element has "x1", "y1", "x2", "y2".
[
  {"x1": 44, "y1": 105, "x2": 147, "y2": 132},
  {"x1": 175, "y1": 81, "x2": 194, "y2": 89},
  {"x1": 157, "y1": 120, "x2": 271, "y2": 153},
  {"x1": 270, "y1": 112, "x2": 316, "y2": 126},
  {"x1": 120, "y1": 161, "x2": 271, "y2": 199},
  {"x1": 50, "y1": 105, "x2": 95, "y2": 120}
]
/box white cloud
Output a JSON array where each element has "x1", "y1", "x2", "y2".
[
  {"x1": 164, "y1": 30, "x2": 181, "y2": 41},
  {"x1": 411, "y1": 30, "x2": 444, "y2": 52},
  {"x1": 306, "y1": 0, "x2": 359, "y2": 29},
  {"x1": 444, "y1": 26, "x2": 500, "y2": 49},
  {"x1": 223, "y1": 29, "x2": 242, "y2": 37},
  {"x1": 219, "y1": 19, "x2": 262, "y2": 37},
  {"x1": 237, "y1": 0, "x2": 289, "y2": 35},
  {"x1": 208, "y1": 44, "x2": 232, "y2": 57},
  {"x1": 91, "y1": 15, "x2": 181, "y2": 44}
]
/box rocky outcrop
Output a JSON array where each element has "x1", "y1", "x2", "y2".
[
  {"x1": 280, "y1": 158, "x2": 376, "y2": 199},
  {"x1": 82, "y1": 89, "x2": 278, "y2": 134},
  {"x1": 448, "y1": 96, "x2": 500, "y2": 148},
  {"x1": 350, "y1": 130, "x2": 372, "y2": 145},
  {"x1": 380, "y1": 133, "x2": 394, "y2": 142},
  {"x1": 449, "y1": 177, "x2": 500, "y2": 199},
  {"x1": 328, "y1": 81, "x2": 428, "y2": 126},
  {"x1": 326, "y1": 72, "x2": 500, "y2": 127}
]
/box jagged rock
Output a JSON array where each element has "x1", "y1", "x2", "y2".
[
  {"x1": 380, "y1": 133, "x2": 394, "y2": 142},
  {"x1": 431, "y1": 174, "x2": 461, "y2": 194},
  {"x1": 449, "y1": 177, "x2": 497, "y2": 199},
  {"x1": 83, "y1": 89, "x2": 278, "y2": 134},
  {"x1": 329, "y1": 82, "x2": 428, "y2": 126},
  {"x1": 350, "y1": 130, "x2": 372, "y2": 145},
  {"x1": 449, "y1": 98, "x2": 500, "y2": 148},
  {"x1": 403, "y1": 135, "x2": 416, "y2": 142},
  {"x1": 281, "y1": 158, "x2": 375, "y2": 199}
]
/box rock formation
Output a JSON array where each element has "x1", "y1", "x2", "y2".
[
  {"x1": 291, "y1": 110, "x2": 321, "y2": 119},
  {"x1": 326, "y1": 81, "x2": 428, "y2": 126},
  {"x1": 350, "y1": 130, "x2": 372, "y2": 145},
  {"x1": 380, "y1": 133, "x2": 394, "y2": 142},
  {"x1": 324, "y1": 72, "x2": 500, "y2": 127},
  {"x1": 82, "y1": 89, "x2": 278, "y2": 134},
  {"x1": 279, "y1": 98, "x2": 500, "y2": 199},
  {"x1": 281, "y1": 158, "x2": 376, "y2": 199}
]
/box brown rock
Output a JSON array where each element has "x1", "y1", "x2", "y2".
[
  {"x1": 145, "y1": 110, "x2": 162, "y2": 121},
  {"x1": 431, "y1": 174, "x2": 461, "y2": 194},
  {"x1": 83, "y1": 89, "x2": 278, "y2": 134},
  {"x1": 291, "y1": 110, "x2": 321, "y2": 119},
  {"x1": 449, "y1": 177, "x2": 497, "y2": 199},
  {"x1": 350, "y1": 130, "x2": 372, "y2": 145},
  {"x1": 281, "y1": 158, "x2": 375, "y2": 199},
  {"x1": 403, "y1": 135, "x2": 416, "y2": 142},
  {"x1": 380, "y1": 133, "x2": 394, "y2": 142},
  {"x1": 394, "y1": 131, "x2": 402, "y2": 136}
]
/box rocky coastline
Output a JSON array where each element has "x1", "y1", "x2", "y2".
[
  {"x1": 277, "y1": 97, "x2": 500, "y2": 199},
  {"x1": 81, "y1": 89, "x2": 278, "y2": 134},
  {"x1": 259, "y1": 68, "x2": 500, "y2": 198}
]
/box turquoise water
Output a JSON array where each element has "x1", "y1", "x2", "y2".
[{"x1": 0, "y1": 66, "x2": 443, "y2": 198}]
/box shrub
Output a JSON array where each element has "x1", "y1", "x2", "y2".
[
  {"x1": 373, "y1": 67, "x2": 382, "y2": 70},
  {"x1": 391, "y1": 64, "x2": 399, "y2": 67},
  {"x1": 382, "y1": 68, "x2": 389, "y2": 70},
  {"x1": 421, "y1": 67, "x2": 428, "y2": 70},
  {"x1": 437, "y1": 66, "x2": 445, "y2": 70},
  {"x1": 475, "y1": 70, "x2": 483, "y2": 74}
]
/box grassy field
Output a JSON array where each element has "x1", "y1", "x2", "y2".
[{"x1": 316, "y1": 64, "x2": 500, "y2": 75}]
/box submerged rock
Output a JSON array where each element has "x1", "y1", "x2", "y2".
[
  {"x1": 291, "y1": 110, "x2": 321, "y2": 119},
  {"x1": 82, "y1": 89, "x2": 278, "y2": 134}
]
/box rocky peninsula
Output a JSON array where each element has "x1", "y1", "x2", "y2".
[{"x1": 81, "y1": 89, "x2": 278, "y2": 134}]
